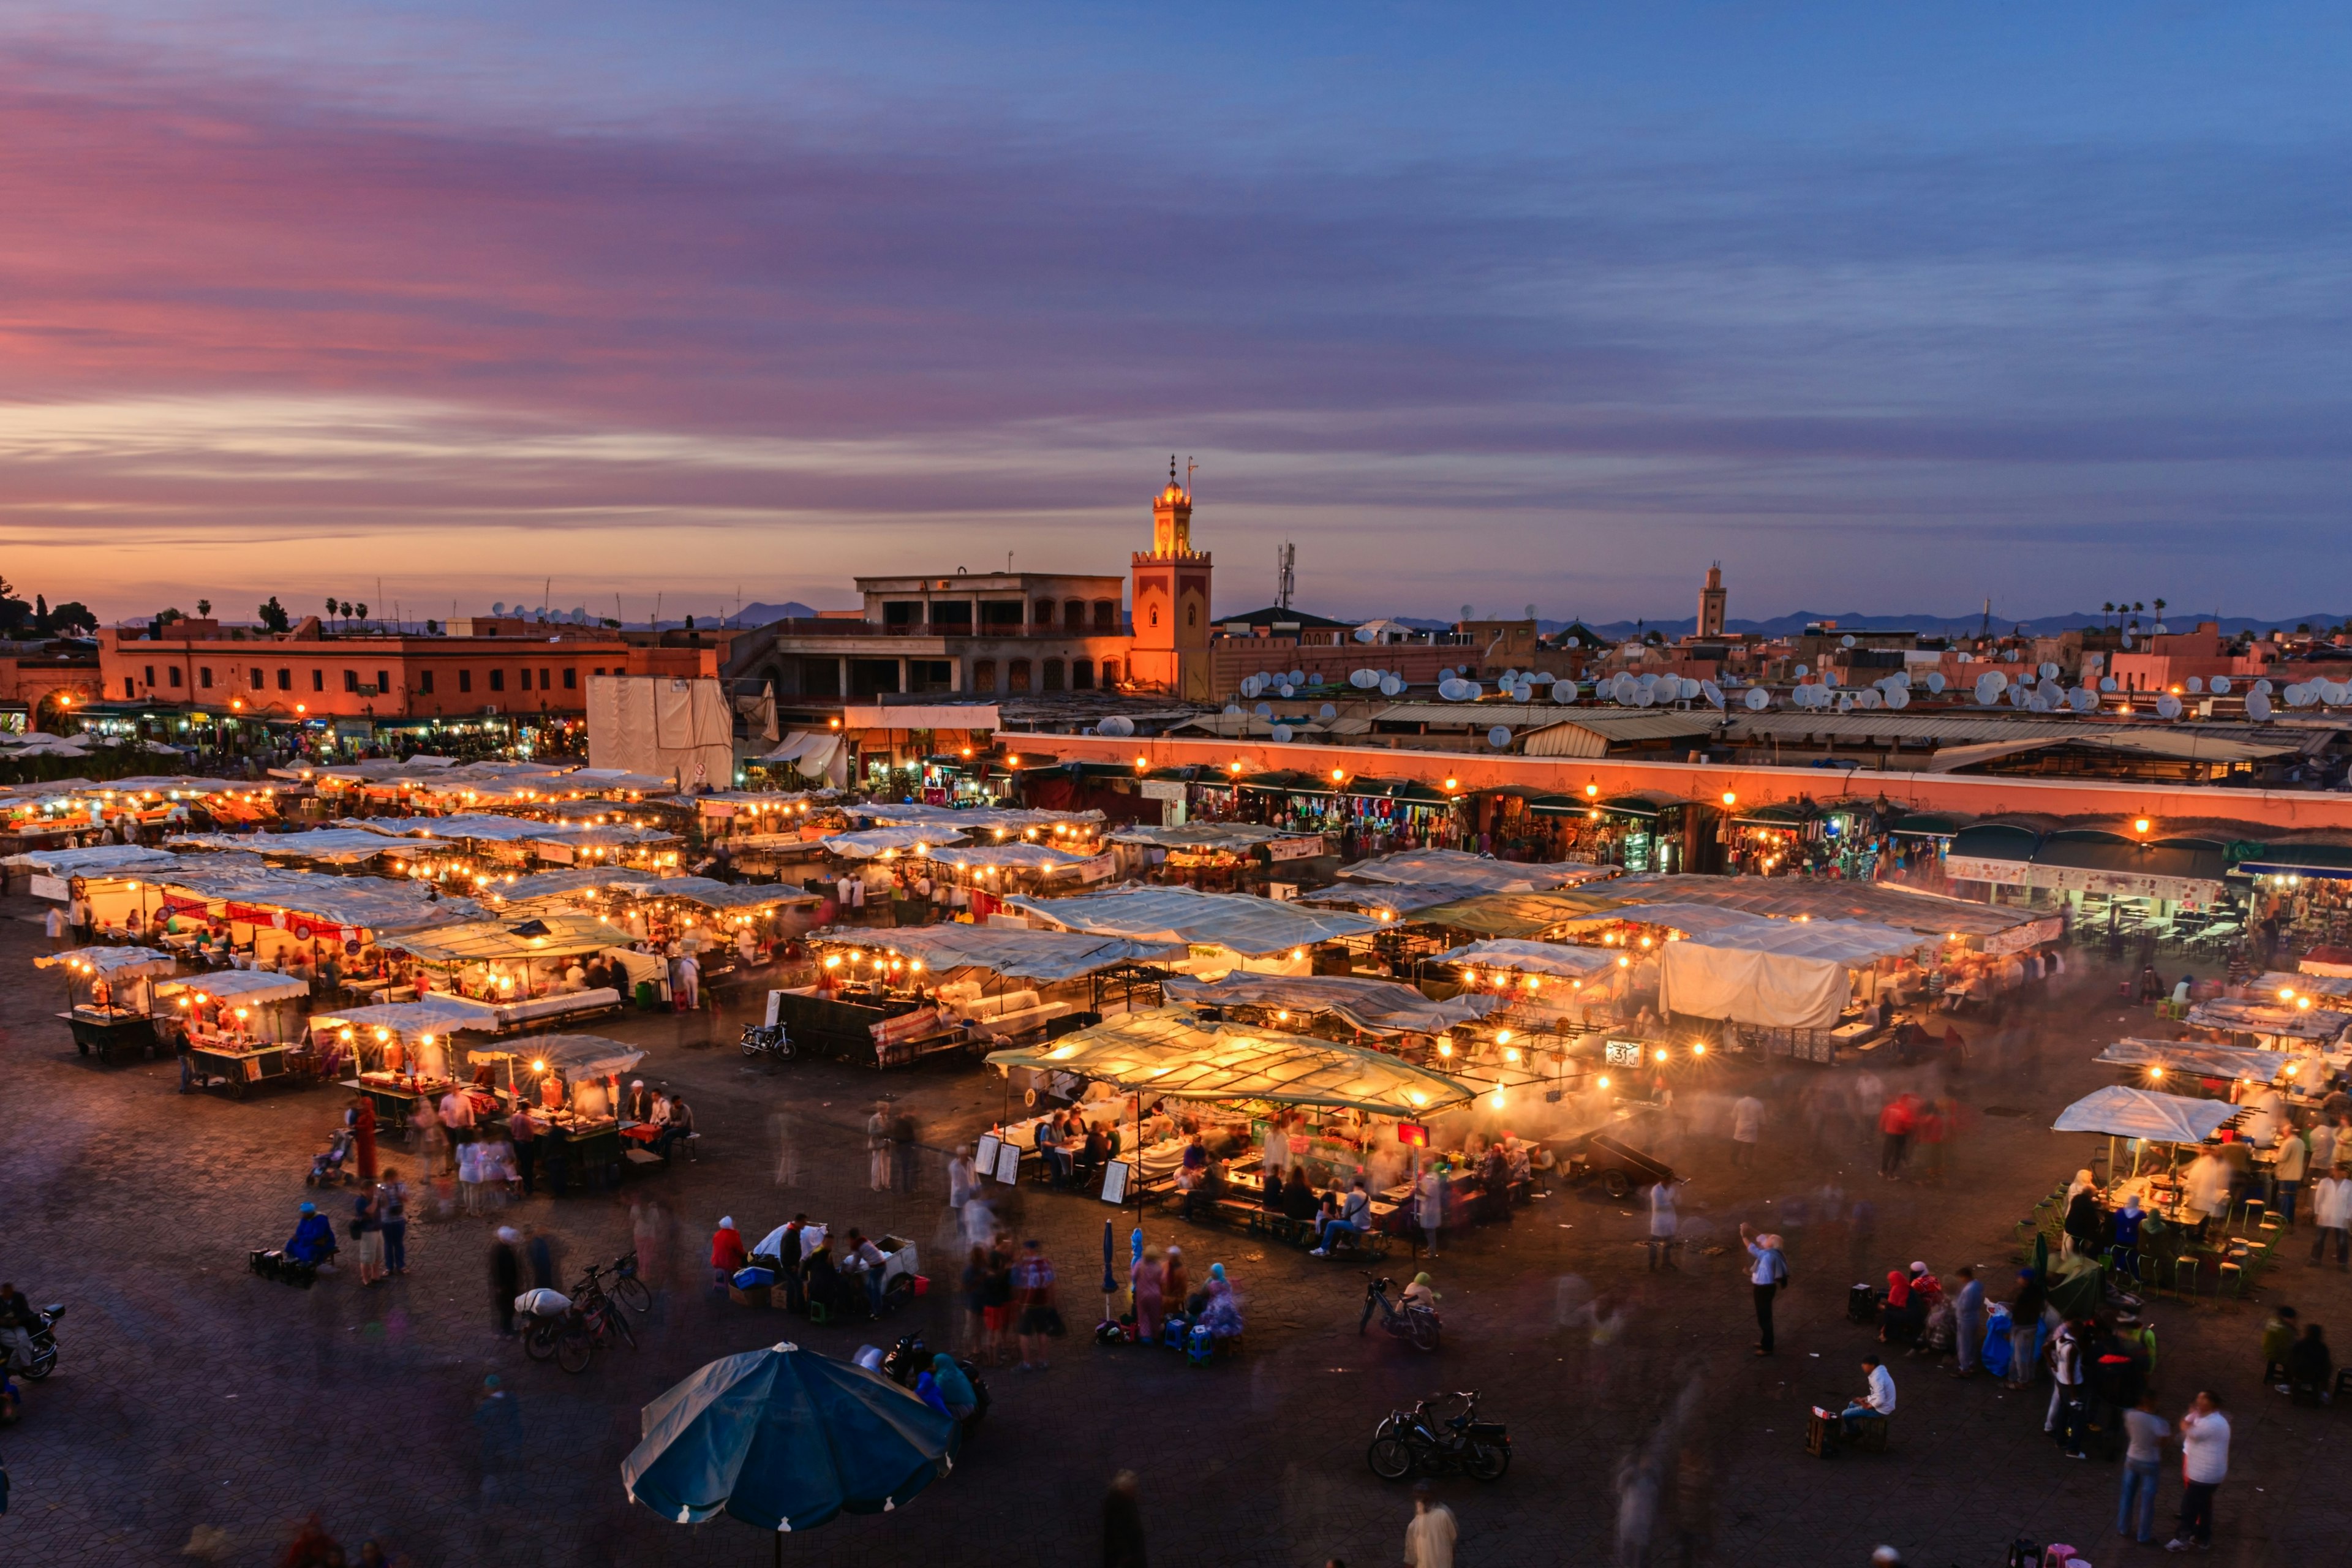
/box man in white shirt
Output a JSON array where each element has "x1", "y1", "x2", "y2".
[
  {"x1": 1730, "y1": 1095, "x2": 1763, "y2": 1167},
  {"x1": 2310, "y1": 1117, "x2": 2340, "y2": 1176},
  {"x1": 2310, "y1": 1166, "x2": 2352, "y2": 1268},
  {"x1": 2272, "y1": 1124, "x2": 2309, "y2": 1225},
  {"x1": 1839, "y1": 1355, "x2": 1897, "y2": 1441},
  {"x1": 2167, "y1": 1390, "x2": 2230, "y2": 1551}
]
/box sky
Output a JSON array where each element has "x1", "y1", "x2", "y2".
[{"x1": 5, "y1": 2, "x2": 2349, "y2": 626}]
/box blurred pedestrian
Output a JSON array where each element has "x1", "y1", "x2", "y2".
[
  {"x1": 507, "y1": 1104, "x2": 538, "y2": 1197},
  {"x1": 1403, "y1": 1483, "x2": 1457, "y2": 1568},
  {"x1": 378, "y1": 1167, "x2": 409, "y2": 1277},
  {"x1": 474, "y1": 1371, "x2": 522, "y2": 1496},
  {"x1": 350, "y1": 1092, "x2": 379, "y2": 1186},
  {"x1": 868, "y1": 1102, "x2": 892, "y2": 1191},
  {"x1": 1951, "y1": 1266, "x2": 1985, "y2": 1379},
  {"x1": 2166, "y1": 1390, "x2": 2230, "y2": 1551},
  {"x1": 1646, "y1": 1179, "x2": 1679, "y2": 1271},
  {"x1": 489, "y1": 1227, "x2": 522, "y2": 1335},
  {"x1": 1103, "y1": 1469, "x2": 1146, "y2": 1568},
  {"x1": 1013, "y1": 1238, "x2": 1058, "y2": 1371},
  {"x1": 1876, "y1": 1094, "x2": 1915, "y2": 1180},
  {"x1": 1417, "y1": 1166, "x2": 1447, "y2": 1259},
  {"x1": 1730, "y1": 1094, "x2": 1763, "y2": 1167},
  {"x1": 2309, "y1": 1166, "x2": 2352, "y2": 1267}
]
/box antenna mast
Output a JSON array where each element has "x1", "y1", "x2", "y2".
[{"x1": 1276, "y1": 541, "x2": 1295, "y2": 611}]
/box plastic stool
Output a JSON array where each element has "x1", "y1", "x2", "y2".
[
  {"x1": 2217, "y1": 1261, "x2": 2244, "y2": 1298},
  {"x1": 2173, "y1": 1256, "x2": 2201, "y2": 1298},
  {"x1": 2241, "y1": 1200, "x2": 2266, "y2": 1235},
  {"x1": 805, "y1": 1301, "x2": 831, "y2": 1325}
]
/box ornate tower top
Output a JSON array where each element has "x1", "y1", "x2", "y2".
[{"x1": 1150, "y1": 453, "x2": 1196, "y2": 558}]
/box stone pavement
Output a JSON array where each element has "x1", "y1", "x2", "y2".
[{"x1": 4, "y1": 897, "x2": 2351, "y2": 1567}]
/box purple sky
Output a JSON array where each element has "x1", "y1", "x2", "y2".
[{"x1": 6, "y1": 4, "x2": 2349, "y2": 625}]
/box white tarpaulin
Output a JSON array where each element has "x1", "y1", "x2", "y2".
[
  {"x1": 1340, "y1": 848, "x2": 1610, "y2": 892},
  {"x1": 2051, "y1": 1086, "x2": 2239, "y2": 1142},
  {"x1": 840, "y1": 704, "x2": 1001, "y2": 731},
  {"x1": 1162, "y1": 973, "x2": 1498, "y2": 1036},
  {"x1": 1659, "y1": 919, "x2": 1923, "y2": 1028},
  {"x1": 2095, "y1": 1038, "x2": 2307, "y2": 1084},
  {"x1": 587, "y1": 674, "x2": 736, "y2": 793},
  {"x1": 821, "y1": 826, "x2": 969, "y2": 859},
  {"x1": 1440, "y1": 939, "x2": 1622, "y2": 980},
  {"x1": 1006, "y1": 887, "x2": 1377, "y2": 957},
  {"x1": 758, "y1": 731, "x2": 849, "y2": 788},
  {"x1": 311, "y1": 995, "x2": 503, "y2": 1040},
  {"x1": 1658, "y1": 940, "x2": 1852, "y2": 1028},
  {"x1": 820, "y1": 925, "x2": 1186, "y2": 982},
  {"x1": 1, "y1": 844, "x2": 183, "y2": 878}
]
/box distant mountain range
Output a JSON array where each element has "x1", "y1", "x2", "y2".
[{"x1": 1382, "y1": 610, "x2": 2352, "y2": 640}]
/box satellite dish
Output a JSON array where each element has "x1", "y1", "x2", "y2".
[
  {"x1": 1700, "y1": 679, "x2": 1723, "y2": 706},
  {"x1": 1794, "y1": 664, "x2": 1809, "y2": 677},
  {"x1": 1841, "y1": 634, "x2": 1856, "y2": 648},
  {"x1": 1822, "y1": 669, "x2": 1840, "y2": 688},
  {"x1": 2247, "y1": 691, "x2": 2273, "y2": 721},
  {"x1": 1610, "y1": 674, "x2": 1637, "y2": 703},
  {"x1": 1439, "y1": 679, "x2": 1469, "y2": 701},
  {"x1": 1501, "y1": 668, "x2": 1519, "y2": 683},
  {"x1": 1438, "y1": 667, "x2": 1456, "y2": 681},
  {"x1": 1354, "y1": 624, "x2": 1376, "y2": 643},
  {"x1": 2039, "y1": 662, "x2": 2059, "y2": 680},
  {"x1": 2255, "y1": 679, "x2": 2274, "y2": 695},
  {"x1": 1099, "y1": 715, "x2": 1136, "y2": 737},
  {"x1": 1379, "y1": 674, "x2": 1403, "y2": 696},
  {"x1": 2185, "y1": 676, "x2": 2204, "y2": 694},
  {"x1": 1319, "y1": 703, "x2": 1337, "y2": 720},
  {"x1": 1349, "y1": 669, "x2": 1374, "y2": 689},
  {"x1": 2153, "y1": 622, "x2": 2169, "y2": 635},
  {"x1": 1254, "y1": 702, "x2": 1273, "y2": 718},
  {"x1": 1566, "y1": 637, "x2": 1581, "y2": 649},
  {"x1": 1288, "y1": 669, "x2": 1305, "y2": 684},
  {"x1": 1552, "y1": 680, "x2": 1578, "y2": 704},
  {"x1": 1270, "y1": 725, "x2": 1293, "y2": 743},
  {"x1": 1744, "y1": 687, "x2": 1771, "y2": 710},
  {"x1": 1887, "y1": 687, "x2": 1910, "y2": 710},
  {"x1": 2210, "y1": 676, "x2": 2231, "y2": 695},
  {"x1": 1223, "y1": 704, "x2": 1243, "y2": 717},
  {"x1": 1925, "y1": 673, "x2": 1946, "y2": 693},
  {"x1": 2120, "y1": 633, "x2": 2133, "y2": 649},
  {"x1": 1857, "y1": 688, "x2": 1883, "y2": 710},
  {"x1": 1278, "y1": 682, "x2": 1295, "y2": 698},
  {"x1": 1487, "y1": 726, "x2": 1512, "y2": 748},
  {"x1": 2098, "y1": 676, "x2": 2117, "y2": 693},
  {"x1": 2069, "y1": 687, "x2": 2097, "y2": 714},
  {"x1": 2329, "y1": 681, "x2": 2350, "y2": 706},
  {"x1": 2155, "y1": 694, "x2": 2182, "y2": 720},
  {"x1": 1532, "y1": 671, "x2": 1555, "y2": 685},
  {"x1": 1973, "y1": 673, "x2": 2000, "y2": 705},
  {"x1": 1836, "y1": 692, "x2": 1854, "y2": 712},
  {"x1": 1633, "y1": 686, "x2": 1656, "y2": 707}
]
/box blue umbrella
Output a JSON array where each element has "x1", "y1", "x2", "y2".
[
  {"x1": 623, "y1": 1340, "x2": 958, "y2": 1539},
  {"x1": 1101, "y1": 1219, "x2": 1116, "y2": 1295}
]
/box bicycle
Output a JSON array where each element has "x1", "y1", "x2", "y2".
[
  {"x1": 524, "y1": 1262, "x2": 639, "y2": 1365},
  {"x1": 556, "y1": 1295, "x2": 635, "y2": 1374},
  {"x1": 609, "y1": 1252, "x2": 652, "y2": 1314}
]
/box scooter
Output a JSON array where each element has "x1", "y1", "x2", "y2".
[
  {"x1": 1358, "y1": 1273, "x2": 1441, "y2": 1351},
  {"x1": 1367, "y1": 1391, "x2": 1510, "y2": 1482},
  {"x1": 17, "y1": 1303, "x2": 63, "y2": 1381}
]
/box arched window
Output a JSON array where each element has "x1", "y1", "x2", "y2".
[
  {"x1": 1033, "y1": 600, "x2": 1055, "y2": 625},
  {"x1": 972, "y1": 660, "x2": 997, "y2": 693},
  {"x1": 1149, "y1": 606, "x2": 1160, "y2": 627},
  {"x1": 1071, "y1": 660, "x2": 1095, "y2": 690},
  {"x1": 1093, "y1": 600, "x2": 1117, "y2": 630},
  {"x1": 1186, "y1": 605, "x2": 1197, "y2": 627},
  {"x1": 1099, "y1": 660, "x2": 1120, "y2": 685},
  {"x1": 1042, "y1": 658, "x2": 1066, "y2": 692},
  {"x1": 1063, "y1": 599, "x2": 1084, "y2": 629},
  {"x1": 1008, "y1": 658, "x2": 1031, "y2": 691}
]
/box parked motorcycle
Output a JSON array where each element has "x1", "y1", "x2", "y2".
[
  {"x1": 17, "y1": 1303, "x2": 62, "y2": 1381},
  {"x1": 739, "y1": 1022, "x2": 794, "y2": 1065},
  {"x1": 1358, "y1": 1273, "x2": 1441, "y2": 1351},
  {"x1": 1367, "y1": 1391, "x2": 1510, "y2": 1482},
  {"x1": 877, "y1": 1332, "x2": 992, "y2": 1433}
]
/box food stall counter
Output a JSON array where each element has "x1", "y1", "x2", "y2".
[{"x1": 59, "y1": 1005, "x2": 160, "y2": 1061}]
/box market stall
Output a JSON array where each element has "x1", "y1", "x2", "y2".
[
  {"x1": 2094, "y1": 1037, "x2": 2314, "y2": 1094},
  {"x1": 984, "y1": 1006, "x2": 1552, "y2": 1224},
  {"x1": 2184, "y1": 997, "x2": 2350, "y2": 1053},
  {"x1": 2049, "y1": 1087, "x2": 2244, "y2": 1245},
  {"x1": 1433, "y1": 938, "x2": 1629, "y2": 1038},
  {"x1": 1106, "y1": 821, "x2": 1319, "y2": 892},
  {"x1": 2, "y1": 843, "x2": 185, "y2": 934},
  {"x1": 315, "y1": 995, "x2": 503, "y2": 1123},
  {"x1": 35, "y1": 944, "x2": 176, "y2": 1060},
  {"x1": 467, "y1": 1033, "x2": 649, "y2": 1187},
  {"x1": 382, "y1": 913, "x2": 636, "y2": 1028},
  {"x1": 153, "y1": 968, "x2": 314, "y2": 1094},
  {"x1": 1162, "y1": 972, "x2": 1496, "y2": 1038}
]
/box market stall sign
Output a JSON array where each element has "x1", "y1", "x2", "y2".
[
  {"x1": 1605, "y1": 1039, "x2": 1644, "y2": 1067},
  {"x1": 1396, "y1": 1122, "x2": 1428, "y2": 1148},
  {"x1": 1268, "y1": 836, "x2": 1326, "y2": 862}
]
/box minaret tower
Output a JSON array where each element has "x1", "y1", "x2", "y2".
[{"x1": 1129, "y1": 455, "x2": 1215, "y2": 699}]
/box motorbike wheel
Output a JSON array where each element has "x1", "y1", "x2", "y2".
[
  {"x1": 741, "y1": 1041, "x2": 760, "y2": 1058},
  {"x1": 556, "y1": 1326, "x2": 597, "y2": 1374},
  {"x1": 1366, "y1": 1438, "x2": 1417, "y2": 1482},
  {"x1": 523, "y1": 1321, "x2": 561, "y2": 1362},
  {"x1": 26, "y1": 1347, "x2": 55, "y2": 1381},
  {"x1": 1465, "y1": 1441, "x2": 1511, "y2": 1482},
  {"x1": 614, "y1": 1275, "x2": 653, "y2": 1314}
]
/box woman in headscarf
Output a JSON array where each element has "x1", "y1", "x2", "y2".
[
  {"x1": 1402, "y1": 1271, "x2": 1439, "y2": 1311},
  {"x1": 1200, "y1": 1262, "x2": 1244, "y2": 1341},
  {"x1": 930, "y1": 1351, "x2": 979, "y2": 1421},
  {"x1": 1131, "y1": 1245, "x2": 1166, "y2": 1343},
  {"x1": 285, "y1": 1202, "x2": 336, "y2": 1267},
  {"x1": 1879, "y1": 1268, "x2": 1922, "y2": 1345}
]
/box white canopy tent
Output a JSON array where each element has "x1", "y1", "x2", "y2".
[
  {"x1": 2051, "y1": 1085, "x2": 2240, "y2": 1142},
  {"x1": 1657, "y1": 920, "x2": 1924, "y2": 1030},
  {"x1": 821, "y1": 826, "x2": 970, "y2": 860},
  {"x1": 1006, "y1": 886, "x2": 1378, "y2": 960},
  {"x1": 1439, "y1": 939, "x2": 1623, "y2": 981},
  {"x1": 818, "y1": 926, "x2": 1185, "y2": 984}
]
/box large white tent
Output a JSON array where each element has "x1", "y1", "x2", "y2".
[
  {"x1": 2051, "y1": 1085, "x2": 2239, "y2": 1142},
  {"x1": 1658, "y1": 920, "x2": 1923, "y2": 1029},
  {"x1": 1163, "y1": 973, "x2": 1498, "y2": 1036}
]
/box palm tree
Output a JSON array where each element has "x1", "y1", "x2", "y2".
[
  {"x1": 355, "y1": 603, "x2": 369, "y2": 629},
  {"x1": 195, "y1": 598, "x2": 211, "y2": 618},
  {"x1": 2153, "y1": 597, "x2": 2167, "y2": 628},
  {"x1": 2101, "y1": 601, "x2": 2115, "y2": 627},
  {"x1": 326, "y1": 595, "x2": 337, "y2": 630}
]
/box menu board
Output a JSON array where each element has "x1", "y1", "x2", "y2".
[
  {"x1": 1099, "y1": 1160, "x2": 1131, "y2": 1205},
  {"x1": 975, "y1": 1133, "x2": 1002, "y2": 1176},
  {"x1": 993, "y1": 1140, "x2": 1023, "y2": 1185}
]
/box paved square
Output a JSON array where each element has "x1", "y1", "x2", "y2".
[{"x1": 4, "y1": 900, "x2": 2348, "y2": 1567}]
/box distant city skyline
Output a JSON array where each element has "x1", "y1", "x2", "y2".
[{"x1": 6, "y1": 4, "x2": 2349, "y2": 620}]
